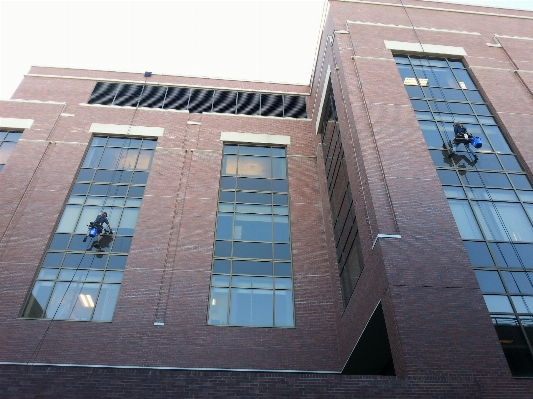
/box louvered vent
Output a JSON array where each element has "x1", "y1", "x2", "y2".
[{"x1": 87, "y1": 82, "x2": 307, "y2": 118}]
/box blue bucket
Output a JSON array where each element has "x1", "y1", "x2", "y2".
[
  {"x1": 471, "y1": 136, "x2": 482, "y2": 149},
  {"x1": 88, "y1": 227, "x2": 98, "y2": 237}
]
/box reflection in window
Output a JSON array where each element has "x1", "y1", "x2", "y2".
[
  {"x1": 395, "y1": 55, "x2": 533, "y2": 377},
  {"x1": 0, "y1": 131, "x2": 23, "y2": 171},
  {"x1": 208, "y1": 144, "x2": 294, "y2": 327},
  {"x1": 22, "y1": 136, "x2": 156, "y2": 321}
]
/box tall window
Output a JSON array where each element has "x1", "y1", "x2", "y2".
[
  {"x1": 0, "y1": 130, "x2": 22, "y2": 171},
  {"x1": 318, "y1": 82, "x2": 363, "y2": 307},
  {"x1": 395, "y1": 55, "x2": 533, "y2": 377},
  {"x1": 208, "y1": 144, "x2": 294, "y2": 327},
  {"x1": 23, "y1": 136, "x2": 156, "y2": 321}
]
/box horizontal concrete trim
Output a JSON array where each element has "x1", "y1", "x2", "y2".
[
  {"x1": 89, "y1": 123, "x2": 164, "y2": 137},
  {"x1": 2, "y1": 99, "x2": 65, "y2": 105},
  {"x1": 0, "y1": 117, "x2": 34, "y2": 129},
  {"x1": 339, "y1": 0, "x2": 533, "y2": 20},
  {"x1": 30, "y1": 65, "x2": 310, "y2": 92},
  {"x1": 220, "y1": 132, "x2": 290, "y2": 146},
  {"x1": 202, "y1": 112, "x2": 311, "y2": 122},
  {"x1": 25, "y1": 74, "x2": 309, "y2": 96},
  {"x1": 384, "y1": 40, "x2": 467, "y2": 56},
  {"x1": 352, "y1": 55, "x2": 395, "y2": 62},
  {"x1": 347, "y1": 20, "x2": 480, "y2": 35},
  {"x1": 0, "y1": 362, "x2": 339, "y2": 375},
  {"x1": 19, "y1": 139, "x2": 86, "y2": 146},
  {"x1": 495, "y1": 34, "x2": 533, "y2": 41}
]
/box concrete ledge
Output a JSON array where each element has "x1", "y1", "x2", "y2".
[
  {"x1": 89, "y1": 123, "x2": 164, "y2": 137},
  {"x1": 384, "y1": 40, "x2": 467, "y2": 56},
  {"x1": 0, "y1": 117, "x2": 34, "y2": 130},
  {"x1": 220, "y1": 132, "x2": 290, "y2": 146}
]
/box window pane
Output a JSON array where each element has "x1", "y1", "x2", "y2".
[
  {"x1": 237, "y1": 156, "x2": 270, "y2": 178},
  {"x1": 233, "y1": 242, "x2": 272, "y2": 259},
  {"x1": 23, "y1": 281, "x2": 53, "y2": 318},
  {"x1": 273, "y1": 215, "x2": 289, "y2": 242},
  {"x1": 82, "y1": 146, "x2": 103, "y2": 168},
  {"x1": 483, "y1": 295, "x2": 513, "y2": 312},
  {"x1": 448, "y1": 200, "x2": 483, "y2": 239},
  {"x1": 118, "y1": 208, "x2": 139, "y2": 234},
  {"x1": 222, "y1": 155, "x2": 237, "y2": 175},
  {"x1": 92, "y1": 284, "x2": 120, "y2": 321},
  {"x1": 56, "y1": 205, "x2": 82, "y2": 233},
  {"x1": 475, "y1": 270, "x2": 505, "y2": 292},
  {"x1": 136, "y1": 150, "x2": 153, "y2": 169},
  {"x1": 511, "y1": 296, "x2": 533, "y2": 313},
  {"x1": 234, "y1": 214, "x2": 272, "y2": 241},
  {"x1": 208, "y1": 287, "x2": 229, "y2": 324},
  {"x1": 215, "y1": 213, "x2": 233, "y2": 240},
  {"x1": 473, "y1": 202, "x2": 533, "y2": 242},
  {"x1": 275, "y1": 290, "x2": 294, "y2": 327},
  {"x1": 502, "y1": 272, "x2": 533, "y2": 294}
]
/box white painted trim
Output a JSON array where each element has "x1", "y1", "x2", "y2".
[
  {"x1": 384, "y1": 40, "x2": 467, "y2": 56},
  {"x1": 220, "y1": 132, "x2": 290, "y2": 146},
  {"x1": 89, "y1": 123, "x2": 164, "y2": 137},
  {"x1": 25, "y1": 74, "x2": 309, "y2": 96},
  {"x1": 29, "y1": 65, "x2": 310, "y2": 90},
  {"x1": 315, "y1": 65, "x2": 331, "y2": 134},
  {"x1": 79, "y1": 103, "x2": 189, "y2": 114},
  {"x1": 0, "y1": 117, "x2": 34, "y2": 130},
  {"x1": 347, "y1": 20, "x2": 480, "y2": 35},
  {"x1": 494, "y1": 34, "x2": 533, "y2": 41},
  {"x1": 338, "y1": 0, "x2": 533, "y2": 20},
  {"x1": 2, "y1": 99, "x2": 65, "y2": 105}
]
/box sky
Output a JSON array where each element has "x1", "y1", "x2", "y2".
[{"x1": 1, "y1": 0, "x2": 532, "y2": 100}]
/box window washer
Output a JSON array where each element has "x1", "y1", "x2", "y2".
[
  {"x1": 83, "y1": 212, "x2": 113, "y2": 248},
  {"x1": 449, "y1": 122, "x2": 478, "y2": 160}
]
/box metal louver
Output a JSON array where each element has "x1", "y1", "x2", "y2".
[{"x1": 88, "y1": 82, "x2": 307, "y2": 119}]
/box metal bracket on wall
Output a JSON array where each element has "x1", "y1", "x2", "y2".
[{"x1": 372, "y1": 234, "x2": 401, "y2": 250}]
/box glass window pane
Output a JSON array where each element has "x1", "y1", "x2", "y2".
[
  {"x1": 274, "y1": 243, "x2": 291, "y2": 260},
  {"x1": 502, "y1": 272, "x2": 533, "y2": 294},
  {"x1": 208, "y1": 288, "x2": 229, "y2": 324},
  {"x1": 212, "y1": 275, "x2": 230, "y2": 286},
  {"x1": 136, "y1": 150, "x2": 154, "y2": 170},
  {"x1": 275, "y1": 290, "x2": 294, "y2": 327},
  {"x1": 107, "y1": 255, "x2": 128, "y2": 270},
  {"x1": 234, "y1": 214, "x2": 272, "y2": 241},
  {"x1": 518, "y1": 191, "x2": 533, "y2": 203},
  {"x1": 443, "y1": 186, "x2": 466, "y2": 198},
  {"x1": 483, "y1": 125, "x2": 511, "y2": 153},
  {"x1": 233, "y1": 242, "x2": 272, "y2": 259},
  {"x1": 49, "y1": 234, "x2": 71, "y2": 250},
  {"x1": 473, "y1": 202, "x2": 533, "y2": 242},
  {"x1": 510, "y1": 174, "x2": 532, "y2": 190},
  {"x1": 104, "y1": 271, "x2": 123, "y2": 283},
  {"x1": 118, "y1": 208, "x2": 139, "y2": 235},
  {"x1": 465, "y1": 188, "x2": 517, "y2": 201},
  {"x1": 511, "y1": 296, "x2": 533, "y2": 313},
  {"x1": 111, "y1": 236, "x2": 132, "y2": 253},
  {"x1": 448, "y1": 200, "x2": 483, "y2": 239},
  {"x1": 98, "y1": 147, "x2": 125, "y2": 169},
  {"x1": 273, "y1": 215, "x2": 289, "y2": 242},
  {"x1": 232, "y1": 260, "x2": 272, "y2": 276},
  {"x1": 23, "y1": 281, "x2": 53, "y2": 318},
  {"x1": 92, "y1": 284, "x2": 120, "y2": 321},
  {"x1": 437, "y1": 170, "x2": 460, "y2": 185},
  {"x1": 222, "y1": 155, "x2": 238, "y2": 175},
  {"x1": 271, "y1": 158, "x2": 287, "y2": 179},
  {"x1": 240, "y1": 146, "x2": 271, "y2": 156},
  {"x1": 56, "y1": 205, "x2": 82, "y2": 233},
  {"x1": 418, "y1": 120, "x2": 445, "y2": 148},
  {"x1": 237, "y1": 177, "x2": 271, "y2": 191},
  {"x1": 475, "y1": 270, "x2": 505, "y2": 292},
  {"x1": 213, "y1": 259, "x2": 231, "y2": 274},
  {"x1": 499, "y1": 155, "x2": 522, "y2": 172},
  {"x1": 238, "y1": 156, "x2": 271, "y2": 178},
  {"x1": 42, "y1": 252, "x2": 63, "y2": 267},
  {"x1": 215, "y1": 213, "x2": 233, "y2": 240},
  {"x1": 38, "y1": 268, "x2": 59, "y2": 280},
  {"x1": 274, "y1": 262, "x2": 292, "y2": 276},
  {"x1": 491, "y1": 243, "x2": 522, "y2": 268},
  {"x1": 483, "y1": 295, "x2": 513, "y2": 312},
  {"x1": 214, "y1": 241, "x2": 232, "y2": 257},
  {"x1": 236, "y1": 192, "x2": 271, "y2": 204},
  {"x1": 82, "y1": 146, "x2": 103, "y2": 168}
]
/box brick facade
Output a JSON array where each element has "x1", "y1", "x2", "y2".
[{"x1": 1, "y1": 0, "x2": 533, "y2": 396}]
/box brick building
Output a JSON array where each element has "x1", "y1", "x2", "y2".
[{"x1": 1, "y1": 0, "x2": 533, "y2": 397}]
